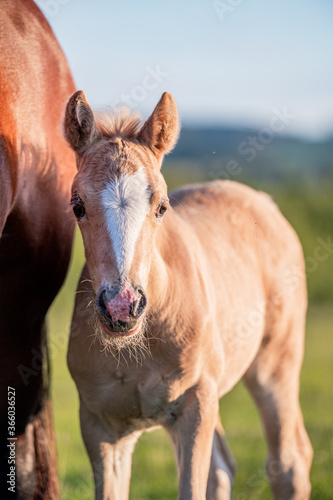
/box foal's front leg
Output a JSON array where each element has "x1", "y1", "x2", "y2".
[
  {"x1": 80, "y1": 402, "x2": 141, "y2": 500},
  {"x1": 166, "y1": 379, "x2": 219, "y2": 500}
]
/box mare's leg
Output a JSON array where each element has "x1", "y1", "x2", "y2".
[
  {"x1": 243, "y1": 303, "x2": 312, "y2": 500},
  {"x1": 206, "y1": 414, "x2": 236, "y2": 500},
  {"x1": 0, "y1": 314, "x2": 59, "y2": 500},
  {"x1": 0, "y1": 209, "x2": 72, "y2": 499},
  {"x1": 166, "y1": 378, "x2": 218, "y2": 500},
  {"x1": 80, "y1": 402, "x2": 141, "y2": 500},
  {"x1": 0, "y1": 303, "x2": 58, "y2": 499}
]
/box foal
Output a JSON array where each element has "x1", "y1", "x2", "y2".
[{"x1": 65, "y1": 91, "x2": 312, "y2": 500}]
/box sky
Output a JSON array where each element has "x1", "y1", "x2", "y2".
[{"x1": 35, "y1": 0, "x2": 333, "y2": 139}]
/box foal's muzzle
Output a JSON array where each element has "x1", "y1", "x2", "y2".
[{"x1": 96, "y1": 284, "x2": 147, "y2": 334}]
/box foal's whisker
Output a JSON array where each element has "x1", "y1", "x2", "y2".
[
  {"x1": 80, "y1": 278, "x2": 93, "y2": 284},
  {"x1": 75, "y1": 289, "x2": 93, "y2": 295}
]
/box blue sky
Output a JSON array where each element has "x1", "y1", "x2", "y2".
[{"x1": 36, "y1": 0, "x2": 333, "y2": 139}]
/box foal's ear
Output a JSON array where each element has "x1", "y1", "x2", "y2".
[
  {"x1": 138, "y1": 92, "x2": 180, "y2": 160},
  {"x1": 64, "y1": 90, "x2": 100, "y2": 155}
]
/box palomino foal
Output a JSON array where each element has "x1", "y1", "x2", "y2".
[{"x1": 65, "y1": 91, "x2": 312, "y2": 500}]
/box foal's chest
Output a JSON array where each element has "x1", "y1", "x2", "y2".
[{"x1": 83, "y1": 364, "x2": 182, "y2": 429}]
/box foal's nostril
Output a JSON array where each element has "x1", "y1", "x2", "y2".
[
  {"x1": 96, "y1": 288, "x2": 108, "y2": 315},
  {"x1": 138, "y1": 289, "x2": 147, "y2": 315},
  {"x1": 130, "y1": 289, "x2": 147, "y2": 318}
]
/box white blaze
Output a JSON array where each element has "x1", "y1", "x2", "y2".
[{"x1": 101, "y1": 168, "x2": 150, "y2": 275}]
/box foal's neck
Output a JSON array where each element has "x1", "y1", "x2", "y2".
[{"x1": 147, "y1": 208, "x2": 202, "y2": 317}]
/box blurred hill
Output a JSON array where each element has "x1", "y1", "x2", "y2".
[{"x1": 168, "y1": 127, "x2": 333, "y2": 181}]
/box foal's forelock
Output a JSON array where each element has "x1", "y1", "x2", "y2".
[{"x1": 101, "y1": 167, "x2": 151, "y2": 276}]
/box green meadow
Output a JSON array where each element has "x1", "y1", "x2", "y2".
[{"x1": 48, "y1": 176, "x2": 333, "y2": 499}]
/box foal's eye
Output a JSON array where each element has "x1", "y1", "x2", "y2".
[
  {"x1": 155, "y1": 203, "x2": 168, "y2": 218},
  {"x1": 70, "y1": 194, "x2": 86, "y2": 221},
  {"x1": 72, "y1": 203, "x2": 86, "y2": 220}
]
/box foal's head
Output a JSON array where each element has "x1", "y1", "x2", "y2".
[{"x1": 64, "y1": 91, "x2": 179, "y2": 339}]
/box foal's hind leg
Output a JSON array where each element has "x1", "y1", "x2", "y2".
[
  {"x1": 243, "y1": 306, "x2": 312, "y2": 500},
  {"x1": 206, "y1": 414, "x2": 236, "y2": 500}
]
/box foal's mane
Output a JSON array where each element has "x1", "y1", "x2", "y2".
[{"x1": 95, "y1": 107, "x2": 142, "y2": 140}]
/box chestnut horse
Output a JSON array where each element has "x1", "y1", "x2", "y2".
[
  {"x1": 0, "y1": 1, "x2": 75, "y2": 498},
  {"x1": 66, "y1": 91, "x2": 312, "y2": 500}
]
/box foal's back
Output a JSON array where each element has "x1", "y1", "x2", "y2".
[
  {"x1": 170, "y1": 179, "x2": 304, "y2": 289},
  {"x1": 169, "y1": 179, "x2": 306, "y2": 392}
]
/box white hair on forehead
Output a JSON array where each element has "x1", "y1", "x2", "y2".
[{"x1": 102, "y1": 167, "x2": 150, "y2": 275}]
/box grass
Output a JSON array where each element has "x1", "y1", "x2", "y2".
[{"x1": 48, "y1": 233, "x2": 333, "y2": 500}]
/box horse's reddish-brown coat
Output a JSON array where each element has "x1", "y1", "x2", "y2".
[{"x1": 0, "y1": 1, "x2": 76, "y2": 497}]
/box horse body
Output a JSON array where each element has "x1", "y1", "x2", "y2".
[
  {"x1": 0, "y1": 1, "x2": 76, "y2": 498},
  {"x1": 66, "y1": 91, "x2": 312, "y2": 500}
]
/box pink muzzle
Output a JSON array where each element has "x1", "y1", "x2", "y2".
[{"x1": 105, "y1": 287, "x2": 138, "y2": 323}]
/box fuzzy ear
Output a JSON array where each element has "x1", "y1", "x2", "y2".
[
  {"x1": 137, "y1": 92, "x2": 180, "y2": 159},
  {"x1": 64, "y1": 90, "x2": 101, "y2": 154}
]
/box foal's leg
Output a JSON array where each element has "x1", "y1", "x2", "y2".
[
  {"x1": 206, "y1": 414, "x2": 236, "y2": 500},
  {"x1": 80, "y1": 402, "x2": 141, "y2": 500},
  {"x1": 166, "y1": 379, "x2": 218, "y2": 500},
  {"x1": 243, "y1": 308, "x2": 312, "y2": 500}
]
